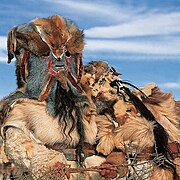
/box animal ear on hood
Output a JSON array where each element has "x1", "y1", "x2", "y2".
[
  {"x1": 32, "y1": 18, "x2": 47, "y2": 27},
  {"x1": 51, "y1": 16, "x2": 65, "y2": 30},
  {"x1": 51, "y1": 15, "x2": 70, "y2": 42}
]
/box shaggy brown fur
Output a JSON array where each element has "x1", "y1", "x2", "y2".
[
  {"x1": 33, "y1": 15, "x2": 85, "y2": 55},
  {"x1": 114, "y1": 116, "x2": 155, "y2": 152},
  {"x1": 142, "y1": 87, "x2": 180, "y2": 142},
  {"x1": 95, "y1": 115, "x2": 115, "y2": 155},
  {"x1": 7, "y1": 26, "x2": 49, "y2": 63},
  {"x1": 84, "y1": 61, "x2": 109, "y2": 82},
  {"x1": 82, "y1": 63, "x2": 180, "y2": 178},
  {"x1": 82, "y1": 61, "x2": 120, "y2": 155},
  {"x1": 113, "y1": 100, "x2": 137, "y2": 126},
  {"x1": 174, "y1": 158, "x2": 180, "y2": 176},
  {"x1": 7, "y1": 15, "x2": 84, "y2": 63},
  {"x1": 32, "y1": 16, "x2": 69, "y2": 59},
  {"x1": 66, "y1": 26, "x2": 84, "y2": 54},
  {"x1": 2, "y1": 15, "x2": 85, "y2": 118},
  {"x1": 150, "y1": 167, "x2": 174, "y2": 180}
]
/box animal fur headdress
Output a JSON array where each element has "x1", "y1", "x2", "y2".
[{"x1": 7, "y1": 15, "x2": 84, "y2": 62}]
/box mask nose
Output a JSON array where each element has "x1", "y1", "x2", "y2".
[
  {"x1": 51, "y1": 48, "x2": 65, "y2": 60},
  {"x1": 54, "y1": 53, "x2": 66, "y2": 70},
  {"x1": 57, "y1": 52, "x2": 65, "y2": 63}
]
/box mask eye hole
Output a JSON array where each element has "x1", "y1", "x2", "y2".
[
  {"x1": 51, "y1": 43, "x2": 56, "y2": 49},
  {"x1": 65, "y1": 50, "x2": 71, "y2": 58}
]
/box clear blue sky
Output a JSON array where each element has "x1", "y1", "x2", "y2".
[{"x1": 0, "y1": 0, "x2": 180, "y2": 100}]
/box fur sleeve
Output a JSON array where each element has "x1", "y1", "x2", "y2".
[{"x1": 4, "y1": 127, "x2": 68, "y2": 179}]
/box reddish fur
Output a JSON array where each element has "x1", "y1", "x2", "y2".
[
  {"x1": 32, "y1": 17, "x2": 68, "y2": 58},
  {"x1": 33, "y1": 15, "x2": 84, "y2": 57}
]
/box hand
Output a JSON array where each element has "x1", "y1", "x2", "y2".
[
  {"x1": 51, "y1": 162, "x2": 70, "y2": 179},
  {"x1": 100, "y1": 162, "x2": 117, "y2": 179},
  {"x1": 102, "y1": 152, "x2": 128, "y2": 178}
]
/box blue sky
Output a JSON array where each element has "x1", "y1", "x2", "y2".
[{"x1": 0, "y1": 0, "x2": 180, "y2": 100}]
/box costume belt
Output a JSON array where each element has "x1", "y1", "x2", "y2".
[{"x1": 46, "y1": 142, "x2": 96, "y2": 161}]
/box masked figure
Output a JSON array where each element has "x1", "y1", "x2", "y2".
[
  {"x1": 0, "y1": 16, "x2": 180, "y2": 180},
  {"x1": 0, "y1": 15, "x2": 99, "y2": 179}
]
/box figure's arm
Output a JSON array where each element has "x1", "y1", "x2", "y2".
[{"x1": 4, "y1": 126, "x2": 68, "y2": 179}]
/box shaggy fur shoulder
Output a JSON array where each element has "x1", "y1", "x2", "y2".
[{"x1": 1, "y1": 99, "x2": 97, "y2": 147}]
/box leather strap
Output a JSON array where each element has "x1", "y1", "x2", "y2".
[
  {"x1": 38, "y1": 74, "x2": 55, "y2": 101},
  {"x1": 46, "y1": 142, "x2": 96, "y2": 161},
  {"x1": 47, "y1": 142, "x2": 180, "y2": 162},
  {"x1": 136, "y1": 146, "x2": 154, "y2": 160}
]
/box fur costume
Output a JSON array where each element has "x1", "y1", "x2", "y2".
[
  {"x1": 82, "y1": 61, "x2": 180, "y2": 179},
  {"x1": 1, "y1": 60, "x2": 180, "y2": 179},
  {"x1": 0, "y1": 15, "x2": 89, "y2": 168},
  {"x1": 1, "y1": 98, "x2": 100, "y2": 179},
  {"x1": 0, "y1": 15, "x2": 180, "y2": 179},
  {"x1": 0, "y1": 15, "x2": 101, "y2": 179}
]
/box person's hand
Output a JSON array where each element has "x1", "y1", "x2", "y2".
[
  {"x1": 52, "y1": 162, "x2": 70, "y2": 179},
  {"x1": 100, "y1": 152, "x2": 128, "y2": 179},
  {"x1": 100, "y1": 162, "x2": 117, "y2": 179}
]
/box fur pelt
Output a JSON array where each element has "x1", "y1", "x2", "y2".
[
  {"x1": 114, "y1": 116, "x2": 155, "y2": 152},
  {"x1": 66, "y1": 26, "x2": 84, "y2": 54},
  {"x1": 7, "y1": 15, "x2": 84, "y2": 63},
  {"x1": 1, "y1": 98, "x2": 97, "y2": 147},
  {"x1": 83, "y1": 61, "x2": 119, "y2": 99},
  {"x1": 6, "y1": 16, "x2": 84, "y2": 101},
  {"x1": 150, "y1": 167, "x2": 174, "y2": 180},
  {"x1": 1, "y1": 59, "x2": 180, "y2": 178},
  {"x1": 174, "y1": 158, "x2": 180, "y2": 176},
  {"x1": 142, "y1": 86, "x2": 180, "y2": 142},
  {"x1": 82, "y1": 61, "x2": 120, "y2": 155},
  {"x1": 82, "y1": 62, "x2": 180, "y2": 179},
  {"x1": 95, "y1": 115, "x2": 115, "y2": 155},
  {"x1": 1, "y1": 16, "x2": 88, "y2": 168}
]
